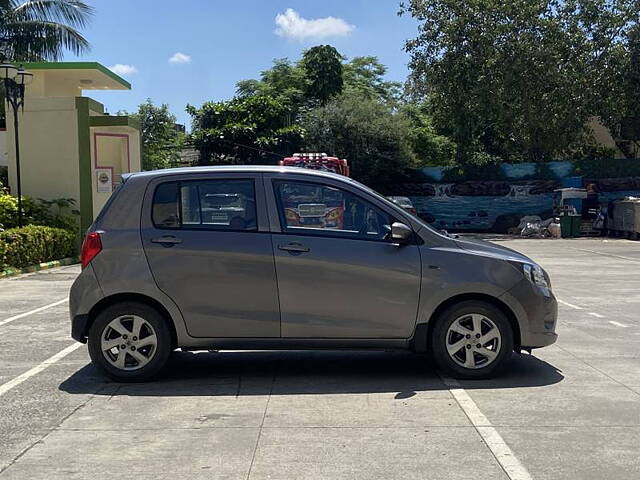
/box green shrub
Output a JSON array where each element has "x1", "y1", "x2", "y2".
[
  {"x1": 0, "y1": 193, "x2": 79, "y2": 231},
  {"x1": 0, "y1": 225, "x2": 77, "y2": 270},
  {"x1": 0, "y1": 193, "x2": 18, "y2": 229}
]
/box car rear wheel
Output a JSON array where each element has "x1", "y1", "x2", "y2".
[
  {"x1": 431, "y1": 301, "x2": 514, "y2": 379},
  {"x1": 88, "y1": 302, "x2": 171, "y2": 382}
]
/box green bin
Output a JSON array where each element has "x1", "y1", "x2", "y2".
[{"x1": 560, "y1": 215, "x2": 581, "y2": 238}]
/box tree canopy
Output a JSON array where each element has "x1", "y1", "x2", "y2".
[
  {"x1": 300, "y1": 45, "x2": 344, "y2": 105},
  {"x1": 187, "y1": 95, "x2": 304, "y2": 165},
  {"x1": 401, "y1": 0, "x2": 640, "y2": 163},
  {"x1": 302, "y1": 93, "x2": 416, "y2": 189},
  {"x1": 128, "y1": 100, "x2": 185, "y2": 171},
  {"x1": 0, "y1": 0, "x2": 92, "y2": 61},
  {"x1": 189, "y1": 45, "x2": 454, "y2": 185}
]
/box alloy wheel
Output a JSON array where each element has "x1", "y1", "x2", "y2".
[
  {"x1": 100, "y1": 315, "x2": 158, "y2": 371},
  {"x1": 445, "y1": 313, "x2": 502, "y2": 369}
]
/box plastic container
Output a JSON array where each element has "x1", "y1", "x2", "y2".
[
  {"x1": 611, "y1": 197, "x2": 640, "y2": 237},
  {"x1": 560, "y1": 215, "x2": 582, "y2": 238}
]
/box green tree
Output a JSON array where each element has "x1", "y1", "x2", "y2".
[
  {"x1": 188, "y1": 95, "x2": 304, "y2": 165},
  {"x1": 401, "y1": 0, "x2": 640, "y2": 163},
  {"x1": 342, "y1": 56, "x2": 403, "y2": 105},
  {"x1": 235, "y1": 58, "x2": 306, "y2": 126},
  {"x1": 302, "y1": 93, "x2": 415, "y2": 189},
  {"x1": 237, "y1": 58, "x2": 306, "y2": 104},
  {"x1": 128, "y1": 100, "x2": 184, "y2": 171},
  {"x1": 626, "y1": 25, "x2": 640, "y2": 119},
  {"x1": 300, "y1": 45, "x2": 344, "y2": 105},
  {"x1": 402, "y1": 103, "x2": 456, "y2": 166},
  {"x1": 236, "y1": 50, "x2": 402, "y2": 109},
  {"x1": 0, "y1": 0, "x2": 92, "y2": 61}
]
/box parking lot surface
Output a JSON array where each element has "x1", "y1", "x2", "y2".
[{"x1": 0, "y1": 237, "x2": 639, "y2": 479}]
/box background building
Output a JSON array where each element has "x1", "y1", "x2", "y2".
[{"x1": 4, "y1": 62, "x2": 141, "y2": 232}]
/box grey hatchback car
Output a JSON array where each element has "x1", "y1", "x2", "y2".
[{"x1": 70, "y1": 166, "x2": 557, "y2": 382}]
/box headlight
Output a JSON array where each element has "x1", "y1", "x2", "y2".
[{"x1": 523, "y1": 263, "x2": 550, "y2": 289}]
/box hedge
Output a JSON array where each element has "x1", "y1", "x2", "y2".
[{"x1": 0, "y1": 225, "x2": 77, "y2": 270}]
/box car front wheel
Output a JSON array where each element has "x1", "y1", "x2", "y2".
[
  {"x1": 88, "y1": 302, "x2": 171, "y2": 382},
  {"x1": 431, "y1": 300, "x2": 514, "y2": 379}
]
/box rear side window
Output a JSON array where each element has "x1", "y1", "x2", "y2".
[{"x1": 152, "y1": 179, "x2": 257, "y2": 231}]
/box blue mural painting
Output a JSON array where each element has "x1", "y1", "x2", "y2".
[{"x1": 391, "y1": 161, "x2": 640, "y2": 232}]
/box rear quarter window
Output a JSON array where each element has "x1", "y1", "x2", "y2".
[{"x1": 152, "y1": 179, "x2": 257, "y2": 231}]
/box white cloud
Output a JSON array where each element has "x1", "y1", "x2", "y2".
[
  {"x1": 108, "y1": 64, "x2": 137, "y2": 76},
  {"x1": 169, "y1": 52, "x2": 191, "y2": 64},
  {"x1": 275, "y1": 8, "x2": 354, "y2": 41}
]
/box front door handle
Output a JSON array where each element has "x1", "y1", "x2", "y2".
[
  {"x1": 151, "y1": 235, "x2": 183, "y2": 247},
  {"x1": 278, "y1": 242, "x2": 310, "y2": 253}
]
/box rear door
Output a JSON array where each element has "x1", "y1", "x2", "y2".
[
  {"x1": 141, "y1": 173, "x2": 280, "y2": 338},
  {"x1": 265, "y1": 174, "x2": 422, "y2": 338}
]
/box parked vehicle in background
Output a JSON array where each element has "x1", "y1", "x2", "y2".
[
  {"x1": 280, "y1": 153, "x2": 350, "y2": 176},
  {"x1": 387, "y1": 196, "x2": 417, "y2": 216},
  {"x1": 70, "y1": 166, "x2": 557, "y2": 382}
]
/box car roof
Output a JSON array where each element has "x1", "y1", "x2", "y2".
[{"x1": 122, "y1": 165, "x2": 360, "y2": 186}]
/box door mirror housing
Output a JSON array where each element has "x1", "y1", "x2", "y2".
[{"x1": 390, "y1": 222, "x2": 412, "y2": 244}]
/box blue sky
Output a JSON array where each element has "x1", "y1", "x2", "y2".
[{"x1": 68, "y1": 0, "x2": 418, "y2": 127}]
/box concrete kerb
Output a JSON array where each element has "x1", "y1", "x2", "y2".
[{"x1": 0, "y1": 257, "x2": 79, "y2": 279}]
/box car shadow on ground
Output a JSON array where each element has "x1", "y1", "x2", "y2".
[{"x1": 59, "y1": 350, "x2": 564, "y2": 397}]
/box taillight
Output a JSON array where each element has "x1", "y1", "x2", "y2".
[{"x1": 81, "y1": 232, "x2": 102, "y2": 269}]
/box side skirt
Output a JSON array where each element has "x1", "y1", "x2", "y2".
[{"x1": 179, "y1": 337, "x2": 412, "y2": 351}]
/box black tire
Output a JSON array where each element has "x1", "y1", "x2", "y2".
[
  {"x1": 430, "y1": 300, "x2": 514, "y2": 379},
  {"x1": 88, "y1": 301, "x2": 172, "y2": 382}
]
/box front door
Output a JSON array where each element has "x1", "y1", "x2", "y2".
[
  {"x1": 141, "y1": 174, "x2": 280, "y2": 338},
  {"x1": 269, "y1": 178, "x2": 422, "y2": 338}
]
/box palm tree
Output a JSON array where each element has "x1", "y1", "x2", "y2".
[{"x1": 0, "y1": 0, "x2": 93, "y2": 62}]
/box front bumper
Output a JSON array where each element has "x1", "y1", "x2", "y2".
[{"x1": 500, "y1": 279, "x2": 558, "y2": 349}]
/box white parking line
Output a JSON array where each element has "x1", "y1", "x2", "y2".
[
  {"x1": 0, "y1": 343, "x2": 82, "y2": 398},
  {"x1": 557, "y1": 299, "x2": 582, "y2": 310},
  {"x1": 0, "y1": 298, "x2": 68, "y2": 327},
  {"x1": 587, "y1": 312, "x2": 604, "y2": 318},
  {"x1": 441, "y1": 376, "x2": 533, "y2": 480},
  {"x1": 609, "y1": 321, "x2": 629, "y2": 328},
  {"x1": 570, "y1": 247, "x2": 640, "y2": 263}
]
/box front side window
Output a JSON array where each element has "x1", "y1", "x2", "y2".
[
  {"x1": 152, "y1": 179, "x2": 257, "y2": 231},
  {"x1": 274, "y1": 181, "x2": 392, "y2": 240}
]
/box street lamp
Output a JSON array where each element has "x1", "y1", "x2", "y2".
[{"x1": 0, "y1": 63, "x2": 33, "y2": 227}]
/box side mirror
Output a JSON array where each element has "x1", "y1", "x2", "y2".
[{"x1": 391, "y1": 222, "x2": 412, "y2": 244}]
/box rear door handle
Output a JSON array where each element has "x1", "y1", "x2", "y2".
[
  {"x1": 278, "y1": 242, "x2": 310, "y2": 253},
  {"x1": 151, "y1": 235, "x2": 183, "y2": 246}
]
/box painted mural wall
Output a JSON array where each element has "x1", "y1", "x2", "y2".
[{"x1": 389, "y1": 161, "x2": 640, "y2": 232}]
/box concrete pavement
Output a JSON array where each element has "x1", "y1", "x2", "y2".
[{"x1": 0, "y1": 238, "x2": 639, "y2": 479}]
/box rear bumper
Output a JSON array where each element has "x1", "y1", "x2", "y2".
[
  {"x1": 71, "y1": 314, "x2": 89, "y2": 343},
  {"x1": 500, "y1": 279, "x2": 558, "y2": 349},
  {"x1": 69, "y1": 265, "x2": 103, "y2": 343}
]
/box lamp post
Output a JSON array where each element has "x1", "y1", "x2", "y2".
[{"x1": 0, "y1": 64, "x2": 33, "y2": 227}]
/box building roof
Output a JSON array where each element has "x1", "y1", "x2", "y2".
[{"x1": 22, "y1": 62, "x2": 130, "y2": 90}]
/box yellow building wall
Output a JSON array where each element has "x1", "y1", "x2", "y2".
[{"x1": 6, "y1": 97, "x2": 81, "y2": 205}]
